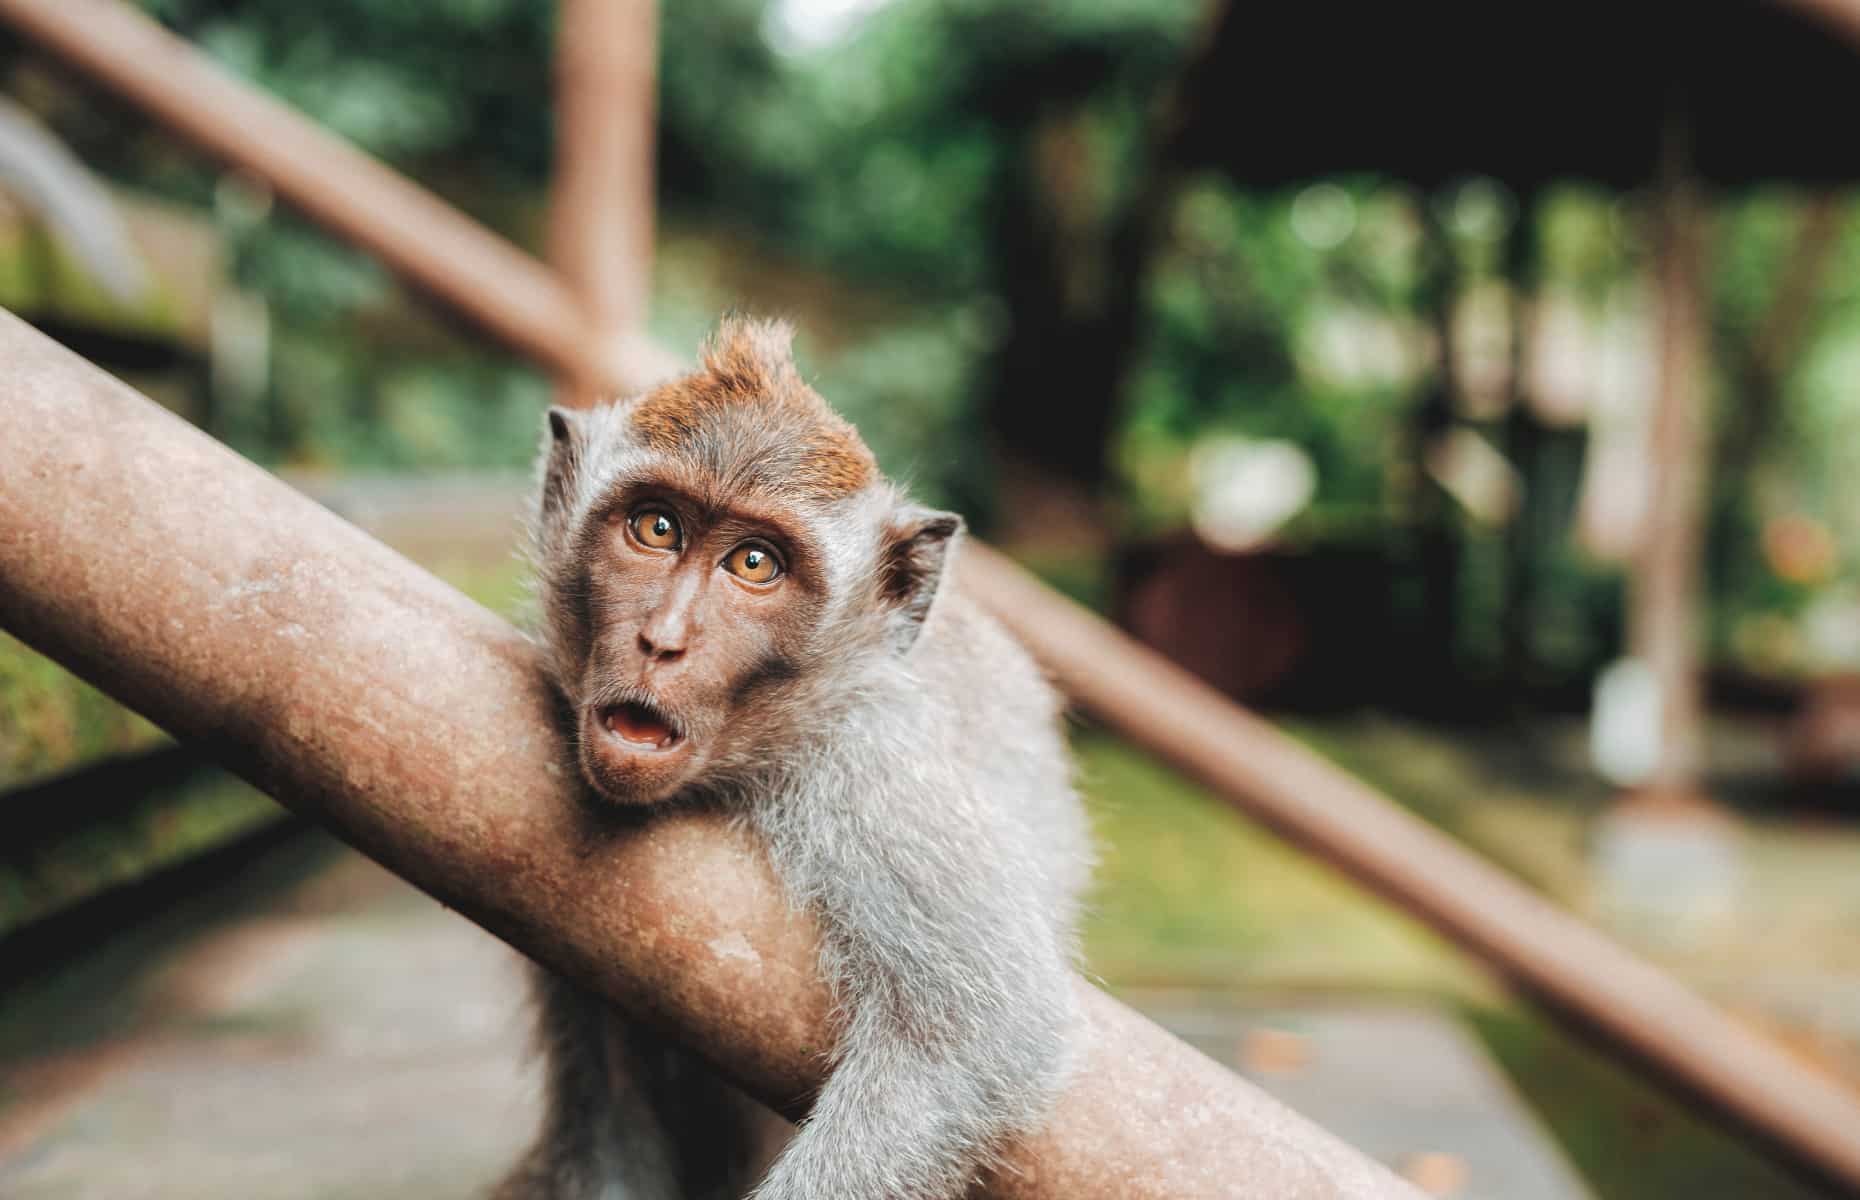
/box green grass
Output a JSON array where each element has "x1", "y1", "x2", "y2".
[
  {"x1": 1076, "y1": 731, "x2": 1488, "y2": 1000},
  {"x1": 1467, "y1": 1004, "x2": 1829, "y2": 1200},
  {"x1": 426, "y1": 553, "x2": 535, "y2": 618},
  {"x1": 0, "y1": 631, "x2": 166, "y2": 790},
  {"x1": 1287, "y1": 715, "x2": 1604, "y2": 903},
  {"x1": 0, "y1": 771, "x2": 283, "y2": 937}
]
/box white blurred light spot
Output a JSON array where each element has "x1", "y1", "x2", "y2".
[
  {"x1": 1298, "y1": 305, "x2": 1423, "y2": 389},
  {"x1": 1424, "y1": 428, "x2": 1521, "y2": 526},
  {"x1": 1574, "y1": 288, "x2": 1657, "y2": 562},
  {"x1": 767, "y1": 0, "x2": 896, "y2": 53},
  {"x1": 1189, "y1": 436, "x2": 1317, "y2": 553},
  {"x1": 1800, "y1": 592, "x2": 1860, "y2": 670},
  {"x1": 1291, "y1": 183, "x2": 1356, "y2": 250},
  {"x1": 1443, "y1": 176, "x2": 1516, "y2": 243},
  {"x1": 1592, "y1": 657, "x2": 1662, "y2": 786},
  {"x1": 1526, "y1": 291, "x2": 1598, "y2": 427}
]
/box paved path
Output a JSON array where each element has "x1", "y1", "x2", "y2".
[
  {"x1": 1, "y1": 834, "x2": 1590, "y2": 1199},
  {"x1": 1, "y1": 842, "x2": 534, "y2": 1199},
  {"x1": 1133, "y1": 992, "x2": 1592, "y2": 1200}
]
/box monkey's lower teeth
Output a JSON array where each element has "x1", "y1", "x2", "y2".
[{"x1": 603, "y1": 703, "x2": 677, "y2": 748}]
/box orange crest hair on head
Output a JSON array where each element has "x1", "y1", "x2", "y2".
[{"x1": 631, "y1": 316, "x2": 876, "y2": 500}]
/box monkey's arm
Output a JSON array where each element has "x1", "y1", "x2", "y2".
[{"x1": 749, "y1": 796, "x2": 1077, "y2": 1200}]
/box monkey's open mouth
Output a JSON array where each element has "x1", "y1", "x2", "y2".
[{"x1": 599, "y1": 700, "x2": 683, "y2": 751}]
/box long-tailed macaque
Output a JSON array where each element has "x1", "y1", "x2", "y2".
[{"x1": 496, "y1": 316, "x2": 1091, "y2": 1200}]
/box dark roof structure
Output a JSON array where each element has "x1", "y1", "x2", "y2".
[{"x1": 1176, "y1": 1, "x2": 1860, "y2": 189}]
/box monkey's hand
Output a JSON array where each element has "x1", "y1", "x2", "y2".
[
  {"x1": 749, "y1": 980, "x2": 1075, "y2": 1200},
  {"x1": 745, "y1": 838, "x2": 1079, "y2": 1200}
]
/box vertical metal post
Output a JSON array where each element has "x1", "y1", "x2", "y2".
[
  {"x1": 548, "y1": 0, "x2": 668, "y2": 405},
  {"x1": 1629, "y1": 108, "x2": 1712, "y2": 802}
]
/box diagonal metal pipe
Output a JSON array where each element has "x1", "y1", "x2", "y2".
[
  {"x1": 0, "y1": 0, "x2": 602, "y2": 384},
  {"x1": 4, "y1": 0, "x2": 1859, "y2": 1190},
  {"x1": 0, "y1": 310, "x2": 1419, "y2": 1198}
]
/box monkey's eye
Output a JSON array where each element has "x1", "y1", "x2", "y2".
[
  {"x1": 723, "y1": 543, "x2": 783, "y2": 585},
  {"x1": 629, "y1": 508, "x2": 681, "y2": 550}
]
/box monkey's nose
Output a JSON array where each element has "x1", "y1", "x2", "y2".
[{"x1": 637, "y1": 630, "x2": 686, "y2": 663}]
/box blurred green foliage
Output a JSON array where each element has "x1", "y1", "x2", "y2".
[
  {"x1": 1120, "y1": 178, "x2": 1419, "y2": 537},
  {"x1": 15, "y1": 0, "x2": 1186, "y2": 496},
  {"x1": 0, "y1": 0, "x2": 1854, "y2": 680},
  {"x1": 0, "y1": 221, "x2": 192, "y2": 342},
  {"x1": 0, "y1": 769, "x2": 281, "y2": 938},
  {"x1": 0, "y1": 633, "x2": 163, "y2": 784}
]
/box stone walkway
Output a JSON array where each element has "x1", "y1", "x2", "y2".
[
  {"x1": 0, "y1": 842, "x2": 534, "y2": 1199},
  {"x1": 0, "y1": 833, "x2": 1590, "y2": 1199},
  {"x1": 1134, "y1": 993, "x2": 1592, "y2": 1200}
]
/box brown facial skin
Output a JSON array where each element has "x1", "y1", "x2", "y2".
[{"x1": 573, "y1": 480, "x2": 827, "y2": 806}]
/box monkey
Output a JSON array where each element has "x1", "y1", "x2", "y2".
[{"x1": 493, "y1": 315, "x2": 1093, "y2": 1200}]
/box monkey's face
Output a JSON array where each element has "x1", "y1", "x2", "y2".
[
  {"x1": 568, "y1": 483, "x2": 832, "y2": 805},
  {"x1": 535, "y1": 317, "x2": 962, "y2": 808}
]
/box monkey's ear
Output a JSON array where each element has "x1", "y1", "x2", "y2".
[
  {"x1": 878, "y1": 506, "x2": 964, "y2": 652},
  {"x1": 540, "y1": 405, "x2": 584, "y2": 522}
]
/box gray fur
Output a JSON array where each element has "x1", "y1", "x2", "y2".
[{"x1": 499, "y1": 323, "x2": 1093, "y2": 1200}]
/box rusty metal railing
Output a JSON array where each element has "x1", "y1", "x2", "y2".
[{"x1": 1, "y1": 0, "x2": 1858, "y2": 1191}]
